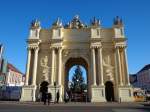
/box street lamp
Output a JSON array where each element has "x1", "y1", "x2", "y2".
[
  {"x1": 54, "y1": 81, "x2": 56, "y2": 103},
  {"x1": 84, "y1": 89, "x2": 87, "y2": 103}
]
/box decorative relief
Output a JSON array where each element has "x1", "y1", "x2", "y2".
[
  {"x1": 62, "y1": 49, "x2": 89, "y2": 65},
  {"x1": 40, "y1": 56, "x2": 50, "y2": 81},
  {"x1": 63, "y1": 50, "x2": 70, "y2": 57},
  {"x1": 103, "y1": 55, "x2": 114, "y2": 81}
]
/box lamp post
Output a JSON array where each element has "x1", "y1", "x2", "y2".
[
  {"x1": 84, "y1": 89, "x2": 87, "y2": 103},
  {"x1": 54, "y1": 81, "x2": 56, "y2": 103}
]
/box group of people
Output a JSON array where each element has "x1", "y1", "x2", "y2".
[{"x1": 40, "y1": 90, "x2": 60, "y2": 105}]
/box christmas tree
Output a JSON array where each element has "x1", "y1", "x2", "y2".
[{"x1": 70, "y1": 65, "x2": 87, "y2": 93}]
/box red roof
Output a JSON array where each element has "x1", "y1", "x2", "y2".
[{"x1": 7, "y1": 63, "x2": 23, "y2": 75}]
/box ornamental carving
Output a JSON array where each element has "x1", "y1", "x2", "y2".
[
  {"x1": 65, "y1": 15, "x2": 87, "y2": 29},
  {"x1": 103, "y1": 55, "x2": 114, "y2": 81},
  {"x1": 40, "y1": 56, "x2": 50, "y2": 81},
  {"x1": 30, "y1": 19, "x2": 40, "y2": 29}
]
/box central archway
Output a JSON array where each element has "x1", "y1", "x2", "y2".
[{"x1": 64, "y1": 57, "x2": 89, "y2": 102}]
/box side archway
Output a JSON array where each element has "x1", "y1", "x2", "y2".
[{"x1": 105, "y1": 81, "x2": 114, "y2": 102}]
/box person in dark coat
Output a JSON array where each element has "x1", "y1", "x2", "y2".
[
  {"x1": 47, "y1": 92, "x2": 52, "y2": 105},
  {"x1": 42, "y1": 92, "x2": 47, "y2": 105},
  {"x1": 56, "y1": 90, "x2": 60, "y2": 103}
]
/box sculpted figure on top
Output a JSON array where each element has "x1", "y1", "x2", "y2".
[
  {"x1": 90, "y1": 17, "x2": 100, "y2": 27},
  {"x1": 30, "y1": 19, "x2": 40, "y2": 29},
  {"x1": 65, "y1": 15, "x2": 87, "y2": 29},
  {"x1": 113, "y1": 16, "x2": 123, "y2": 26},
  {"x1": 52, "y1": 18, "x2": 63, "y2": 28}
]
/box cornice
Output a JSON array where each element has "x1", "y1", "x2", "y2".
[
  {"x1": 27, "y1": 39, "x2": 41, "y2": 43},
  {"x1": 112, "y1": 37, "x2": 127, "y2": 42}
]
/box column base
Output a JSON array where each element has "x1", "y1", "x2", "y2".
[
  {"x1": 20, "y1": 85, "x2": 37, "y2": 101},
  {"x1": 91, "y1": 85, "x2": 106, "y2": 102},
  {"x1": 118, "y1": 85, "x2": 134, "y2": 102},
  {"x1": 48, "y1": 85, "x2": 63, "y2": 102}
]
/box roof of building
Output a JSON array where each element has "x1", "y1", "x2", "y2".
[
  {"x1": 138, "y1": 64, "x2": 150, "y2": 73},
  {"x1": 129, "y1": 74, "x2": 137, "y2": 76},
  {"x1": 7, "y1": 63, "x2": 24, "y2": 75}
]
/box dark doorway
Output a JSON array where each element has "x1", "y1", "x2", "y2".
[
  {"x1": 40, "y1": 81, "x2": 49, "y2": 101},
  {"x1": 105, "y1": 81, "x2": 114, "y2": 102}
]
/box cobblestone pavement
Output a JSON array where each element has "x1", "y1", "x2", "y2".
[{"x1": 0, "y1": 101, "x2": 149, "y2": 112}]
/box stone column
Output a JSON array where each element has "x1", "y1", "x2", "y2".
[
  {"x1": 114, "y1": 49, "x2": 119, "y2": 85},
  {"x1": 91, "y1": 48, "x2": 97, "y2": 86},
  {"x1": 32, "y1": 47, "x2": 39, "y2": 85},
  {"x1": 116, "y1": 47, "x2": 123, "y2": 86},
  {"x1": 58, "y1": 48, "x2": 62, "y2": 86},
  {"x1": 98, "y1": 46, "x2": 104, "y2": 86},
  {"x1": 25, "y1": 48, "x2": 31, "y2": 85},
  {"x1": 123, "y1": 47, "x2": 130, "y2": 86},
  {"x1": 51, "y1": 48, "x2": 55, "y2": 85}
]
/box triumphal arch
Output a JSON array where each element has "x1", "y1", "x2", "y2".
[{"x1": 20, "y1": 15, "x2": 133, "y2": 102}]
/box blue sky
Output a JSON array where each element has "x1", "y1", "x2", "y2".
[{"x1": 0, "y1": 0, "x2": 150, "y2": 74}]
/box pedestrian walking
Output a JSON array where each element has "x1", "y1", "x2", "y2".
[
  {"x1": 47, "y1": 92, "x2": 52, "y2": 105},
  {"x1": 65, "y1": 91, "x2": 69, "y2": 103},
  {"x1": 42, "y1": 92, "x2": 47, "y2": 105},
  {"x1": 56, "y1": 90, "x2": 60, "y2": 103}
]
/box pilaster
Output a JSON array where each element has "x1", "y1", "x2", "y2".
[
  {"x1": 32, "y1": 47, "x2": 39, "y2": 85},
  {"x1": 91, "y1": 47, "x2": 97, "y2": 86},
  {"x1": 58, "y1": 47, "x2": 62, "y2": 86},
  {"x1": 116, "y1": 46, "x2": 123, "y2": 86},
  {"x1": 25, "y1": 47, "x2": 31, "y2": 85},
  {"x1": 98, "y1": 46, "x2": 104, "y2": 86},
  {"x1": 123, "y1": 47, "x2": 130, "y2": 86},
  {"x1": 50, "y1": 47, "x2": 55, "y2": 85}
]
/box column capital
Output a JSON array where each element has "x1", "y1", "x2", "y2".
[
  {"x1": 97, "y1": 45, "x2": 103, "y2": 49},
  {"x1": 57, "y1": 47, "x2": 63, "y2": 51},
  {"x1": 28, "y1": 43, "x2": 39, "y2": 50},
  {"x1": 50, "y1": 46, "x2": 63, "y2": 50},
  {"x1": 35, "y1": 47, "x2": 39, "y2": 51},
  {"x1": 27, "y1": 47, "x2": 32, "y2": 50},
  {"x1": 115, "y1": 45, "x2": 127, "y2": 49},
  {"x1": 50, "y1": 46, "x2": 55, "y2": 50},
  {"x1": 90, "y1": 45, "x2": 102, "y2": 49},
  {"x1": 32, "y1": 47, "x2": 39, "y2": 53},
  {"x1": 90, "y1": 46, "x2": 96, "y2": 49}
]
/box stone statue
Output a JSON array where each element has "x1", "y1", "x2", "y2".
[
  {"x1": 90, "y1": 17, "x2": 100, "y2": 27},
  {"x1": 103, "y1": 55, "x2": 114, "y2": 81},
  {"x1": 113, "y1": 16, "x2": 123, "y2": 26},
  {"x1": 65, "y1": 15, "x2": 86, "y2": 29},
  {"x1": 40, "y1": 56, "x2": 50, "y2": 81},
  {"x1": 31, "y1": 19, "x2": 40, "y2": 29},
  {"x1": 52, "y1": 17, "x2": 63, "y2": 28}
]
